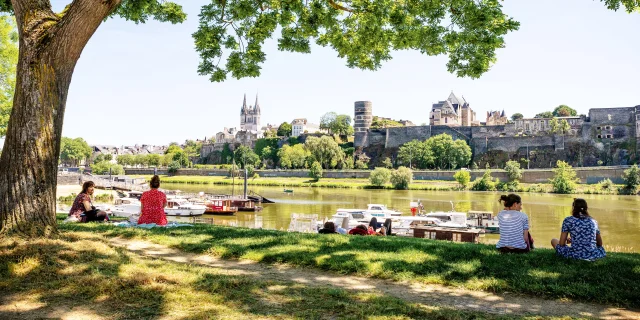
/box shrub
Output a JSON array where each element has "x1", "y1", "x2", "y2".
[
  {"x1": 390, "y1": 166, "x2": 413, "y2": 190},
  {"x1": 381, "y1": 157, "x2": 393, "y2": 169},
  {"x1": 504, "y1": 160, "x2": 522, "y2": 181},
  {"x1": 245, "y1": 164, "x2": 255, "y2": 177},
  {"x1": 527, "y1": 184, "x2": 547, "y2": 193},
  {"x1": 596, "y1": 178, "x2": 615, "y2": 194},
  {"x1": 471, "y1": 162, "x2": 479, "y2": 170},
  {"x1": 369, "y1": 168, "x2": 391, "y2": 186},
  {"x1": 622, "y1": 164, "x2": 640, "y2": 193},
  {"x1": 549, "y1": 160, "x2": 579, "y2": 194},
  {"x1": 168, "y1": 161, "x2": 181, "y2": 174},
  {"x1": 471, "y1": 170, "x2": 496, "y2": 191},
  {"x1": 453, "y1": 170, "x2": 471, "y2": 189},
  {"x1": 309, "y1": 161, "x2": 323, "y2": 181}
]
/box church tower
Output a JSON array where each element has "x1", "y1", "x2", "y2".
[{"x1": 240, "y1": 93, "x2": 261, "y2": 131}]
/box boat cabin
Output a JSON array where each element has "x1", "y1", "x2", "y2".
[
  {"x1": 205, "y1": 199, "x2": 238, "y2": 215},
  {"x1": 413, "y1": 226, "x2": 481, "y2": 244}
]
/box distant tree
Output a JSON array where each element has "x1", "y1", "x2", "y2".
[
  {"x1": 172, "y1": 151, "x2": 191, "y2": 167},
  {"x1": 305, "y1": 136, "x2": 344, "y2": 169},
  {"x1": 622, "y1": 164, "x2": 640, "y2": 194},
  {"x1": 277, "y1": 122, "x2": 292, "y2": 137},
  {"x1": 553, "y1": 105, "x2": 577, "y2": 117},
  {"x1": 355, "y1": 153, "x2": 370, "y2": 169},
  {"x1": 549, "y1": 161, "x2": 579, "y2": 194},
  {"x1": 319, "y1": 112, "x2": 337, "y2": 134},
  {"x1": 263, "y1": 129, "x2": 277, "y2": 138},
  {"x1": 117, "y1": 154, "x2": 134, "y2": 167},
  {"x1": 453, "y1": 170, "x2": 471, "y2": 189},
  {"x1": 233, "y1": 145, "x2": 260, "y2": 169},
  {"x1": 333, "y1": 114, "x2": 354, "y2": 139},
  {"x1": 93, "y1": 154, "x2": 105, "y2": 164},
  {"x1": 390, "y1": 167, "x2": 413, "y2": 190},
  {"x1": 369, "y1": 168, "x2": 391, "y2": 186},
  {"x1": 398, "y1": 140, "x2": 431, "y2": 169},
  {"x1": 221, "y1": 143, "x2": 233, "y2": 164},
  {"x1": 370, "y1": 116, "x2": 404, "y2": 129},
  {"x1": 90, "y1": 161, "x2": 124, "y2": 175},
  {"x1": 534, "y1": 111, "x2": 554, "y2": 118},
  {"x1": 165, "y1": 144, "x2": 183, "y2": 154},
  {"x1": 59, "y1": 137, "x2": 92, "y2": 167},
  {"x1": 309, "y1": 161, "x2": 323, "y2": 181},
  {"x1": 381, "y1": 157, "x2": 393, "y2": 169},
  {"x1": 103, "y1": 154, "x2": 113, "y2": 161},
  {"x1": 471, "y1": 169, "x2": 497, "y2": 191},
  {"x1": 504, "y1": 160, "x2": 522, "y2": 181},
  {"x1": 550, "y1": 118, "x2": 571, "y2": 134},
  {"x1": 260, "y1": 146, "x2": 273, "y2": 167},
  {"x1": 147, "y1": 154, "x2": 161, "y2": 167},
  {"x1": 0, "y1": 15, "x2": 18, "y2": 137},
  {"x1": 134, "y1": 154, "x2": 149, "y2": 168},
  {"x1": 183, "y1": 140, "x2": 203, "y2": 160},
  {"x1": 511, "y1": 113, "x2": 524, "y2": 121}
]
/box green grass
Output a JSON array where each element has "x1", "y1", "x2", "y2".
[
  {"x1": 57, "y1": 215, "x2": 640, "y2": 309},
  {"x1": 0, "y1": 230, "x2": 576, "y2": 319}
]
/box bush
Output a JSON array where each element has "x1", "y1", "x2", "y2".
[
  {"x1": 309, "y1": 161, "x2": 323, "y2": 181},
  {"x1": 390, "y1": 166, "x2": 413, "y2": 190},
  {"x1": 497, "y1": 180, "x2": 520, "y2": 192},
  {"x1": 381, "y1": 157, "x2": 393, "y2": 169},
  {"x1": 168, "y1": 161, "x2": 181, "y2": 174},
  {"x1": 622, "y1": 164, "x2": 640, "y2": 194},
  {"x1": 369, "y1": 168, "x2": 391, "y2": 186},
  {"x1": 245, "y1": 164, "x2": 255, "y2": 177},
  {"x1": 90, "y1": 161, "x2": 124, "y2": 175},
  {"x1": 596, "y1": 178, "x2": 615, "y2": 194},
  {"x1": 549, "y1": 160, "x2": 579, "y2": 194},
  {"x1": 504, "y1": 160, "x2": 522, "y2": 181},
  {"x1": 471, "y1": 170, "x2": 496, "y2": 191},
  {"x1": 453, "y1": 170, "x2": 471, "y2": 189}
]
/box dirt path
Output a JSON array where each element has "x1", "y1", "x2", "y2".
[{"x1": 108, "y1": 237, "x2": 639, "y2": 319}]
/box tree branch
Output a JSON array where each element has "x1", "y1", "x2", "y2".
[
  {"x1": 48, "y1": 0, "x2": 123, "y2": 63},
  {"x1": 327, "y1": 0, "x2": 353, "y2": 13}
]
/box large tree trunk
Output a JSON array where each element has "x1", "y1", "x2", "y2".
[{"x1": 0, "y1": 0, "x2": 121, "y2": 236}]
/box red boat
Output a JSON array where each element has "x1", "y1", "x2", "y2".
[{"x1": 204, "y1": 199, "x2": 238, "y2": 216}]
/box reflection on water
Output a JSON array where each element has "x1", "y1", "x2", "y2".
[{"x1": 65, "y1": 184, "x2": 640, "y2": 252}]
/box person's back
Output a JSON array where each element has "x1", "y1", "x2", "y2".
[
  {"x1": 495, "y1": 194, "x2": 531, "y2": 253},
  {"x1": 552, "y1": 199, "x2": 605, "y2": 261},
  {"x1": 138, "y1": 176, "x2": 167, "y2": 225}
]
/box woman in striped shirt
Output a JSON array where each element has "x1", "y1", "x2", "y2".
[{"x1": 496, "y1": 194, "x2": 532, "y2": 253}]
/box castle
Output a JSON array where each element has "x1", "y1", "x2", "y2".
[
  {"x1": 356, "y1": 100, "x2": 640, "y2": 168},
  {"x1": 240, "y1": 93, "x2": 261, "y2": 131}
]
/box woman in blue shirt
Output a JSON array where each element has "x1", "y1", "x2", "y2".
[
  {"x1": 496, "y1": 194, "x2": 533, "y2": 253},
  {"x1": 552, "y1": 198, "x2": 606, "y2": 261}
]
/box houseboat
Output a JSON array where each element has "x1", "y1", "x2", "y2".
[
  {"x1": 232, "y1": 199, "x2": 263, "y2": 212},
  {"x1": 205, "y1": 199, "x2": 238, "y2": 215},
  {"x1": 466, "y1": 211, "x2": 500, "y2": 233}
]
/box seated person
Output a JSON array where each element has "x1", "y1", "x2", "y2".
[
  {"x1": 137, "y1": 175, "x2": 168, "y2": 225},
  {"x1": 496, "y1": 194, "x2": 532, "y2": 253},
  {"x1": 551, "y1": 198, "x2": 606, "y2": 261},
  {"x1": 68, "y1": 181, "x2": 109, "y2": 222},
  {"x1": 318, "y1": 221, "x2": 338, "y2": 234},
  {"x1": 348, "y1": 224, "x2": 369, "y2": 236},
  {"x1": 375, "y1": 226, "x2": 387, "y2": 236}
]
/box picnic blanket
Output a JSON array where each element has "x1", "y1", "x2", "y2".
[{"x1": 112, "y1": 221, "x2": 194, "y2": 229}]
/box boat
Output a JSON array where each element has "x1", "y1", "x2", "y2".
[
  {"x1": 363, "y1": 204, "x2": 402, "y2": 219},
  {"x1": 165, "y1": 198, "x2": 206, "y2": 217},
  {"x1": 283, "y1": 189, "x2": 294, "y2": 193},
  {"x1": 232, "y1": 199, "x2": 263, "y2": 212},
  {"x1": 204, "y1": 199, "x2": 238, "y2": 215},
  {"x1": 419, "y1": 211, "x2": 468, "y2": 228},
  {"x1": 466, "y1": 211, "x2": 500, "y2": 233}
]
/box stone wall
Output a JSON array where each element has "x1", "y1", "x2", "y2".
[{"x1": 125, "y1": 166, "x2": 631, "y2": 184}]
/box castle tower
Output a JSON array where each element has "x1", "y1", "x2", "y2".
[
  {"x1": 354, "y1": 101, "x2": 373, "y2": 147},
  {"x1": 240, "y1": 93, "x2": 261, "y2": 131},
  {"x1": 240, "y1": 93, "x2": 247, "y2": 129}
]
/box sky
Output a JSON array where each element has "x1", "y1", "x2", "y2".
[{"x1": 41, "y1": 0, "x2": 640, "y2": 146}]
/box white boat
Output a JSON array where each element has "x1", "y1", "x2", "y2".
[
  {"x1": 165, "y1": 199, "x2": 206, "y2": 217},
  {"x1": 106, "y1": 198, "x2": 205, "y2": 218},
  {"x1": 420, "y1": 211, "x2": 468, "y2": 228},
  {"x1": 466, "y1": 211, "x2": 500, "y2": 233}
]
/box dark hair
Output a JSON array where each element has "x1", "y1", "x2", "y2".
[
  {"x1": 81, "y1": 181, "x2": 95, "y2": 194},
  {"x1": 572, "y1": 198, "x2": 590, "y2": 218},
  {"x1": 323, "y1": 221, "x2": 336, "y2": 231},
  {"x1": 369, "y1": 217, "x2": 378, "y2": 229},
  {"x1": 499, "y1": 194, "x2": 521, "y2": 208},
  {"x1": 150, "y1": 175, "x2": 161, "y2": 189},
  {"x1": 356, "y1": 224, "x2": 368, "y2": 231}
]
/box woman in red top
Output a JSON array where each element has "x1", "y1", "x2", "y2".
[
  {"x1": 69, "y1": 181, "x2": 109, "y2": 222},
  {"x1": 137, "y1": 175, "x2": 167, "y2": 225}
]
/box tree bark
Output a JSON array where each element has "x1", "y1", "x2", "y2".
[{"x1": 0, "y1": 0, "x2": 121, "y2": 236}]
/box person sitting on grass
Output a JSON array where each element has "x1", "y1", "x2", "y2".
[
  {"x1": 496, "y1": 194, "x2": 533, "y2": 254},
  {"x1": 68, "y1": 181, "x2": 109, "y2": 223},
  {"x1": 551, "y1": 198, "x2": 606, "y2": 261},
  {"x1": 375, "y1": 226, "x2": 387, "y2": 236},
  {"x1": 348, "y1": 224, "x2": 369, "y2": 236},
  {"x1": 137, "y1": 175, "x2": 168, "y2": 226},
  {"x1": 318, "y1": 221, "x2": 338, "y2": 234}
]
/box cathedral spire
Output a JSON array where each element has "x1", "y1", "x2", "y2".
[
  {"x1": 254, "y1": 93, "x2": 260, "y2": 114},
  {"x1": 241, "y1": 93, "x2": 247, "y2": 114}
]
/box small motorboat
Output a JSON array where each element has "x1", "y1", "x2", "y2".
[{"x1": 283, "y1": 189, "x2": 294, "y2": 193}]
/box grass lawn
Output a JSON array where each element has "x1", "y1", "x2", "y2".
[
  {"x1": 0, "y1": 230, "x2": 578, "y2": 320},
  {"x1": 57, "y1": 215, "x2": 640, "y2": 309}
]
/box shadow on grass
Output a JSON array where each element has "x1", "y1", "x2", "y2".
[{"x1": 58, "y1": 217, "x2": 640, "y2": 309}]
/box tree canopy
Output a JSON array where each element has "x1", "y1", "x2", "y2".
[
  {"x1": 553, "y1": 105, "x2": 578, "y2": 117},
  {"x1": 534, "y1": 111, "x2": 554, "y2": 119},
  {"x1": 511, "y1": 113, "x2": 524, "y2": 121},
  {"x1": 398, "y1": 134, "x2": 471, "y2": 170},
  {"x1": 320, "y1": 112, "x2": 353, "y2": 137},
  {"x1": 0, "y1": 14, "x2": 17, "y2": 137},
  {"x1": 59, "y1": 137, "x2": 92, "y2": 166},
  {"x1": 277, "y1": 122, "x2": 292, "y2": 137}
]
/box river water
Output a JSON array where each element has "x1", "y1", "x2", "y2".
[{"x1": 158, "y1": 184, "x2": 640, "y2": 253}]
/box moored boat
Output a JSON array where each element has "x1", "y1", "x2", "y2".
[
  {"x1": 205, "y1": 199, "x2": 238, "y2": 215},
  {"x1": 466, "y1": 211, "x2": 500, "y2": 233},
  {"x1": 232, "y1": 199, "x2": 263, "y2": 212}
]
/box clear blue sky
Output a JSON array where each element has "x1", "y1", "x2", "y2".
[{"x1": 51, "y1": 0, "x2": 640, "y2": 146}]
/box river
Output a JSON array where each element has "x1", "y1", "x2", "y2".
[{"x1": 157, "y1": 184, "x2": 640, "y2": 253}]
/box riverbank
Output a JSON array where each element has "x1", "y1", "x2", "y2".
[
  {"x1": 58, "y1": 216, "x2": 640, "y2": 309},
  {"x1": 133, "y1": 175, "x2": 627, "y2": 195}
]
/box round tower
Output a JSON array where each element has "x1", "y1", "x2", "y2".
[
  {"x1": 354, "y1": 101, "x2": 373, "y2": 132},
  {"x1": 354, "y1": 101, "x2": 373, "y2": 148}
]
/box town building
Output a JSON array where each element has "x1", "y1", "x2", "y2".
[
  {"x1": 291, "y1": 118, "x2": 320, "y2": 137},
  {"x1": 486, "y1": 110, "x2": 508, "y2": 126},
  {"x1": 240, "y1": 94, "x2": 261, "y2": 131}
]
